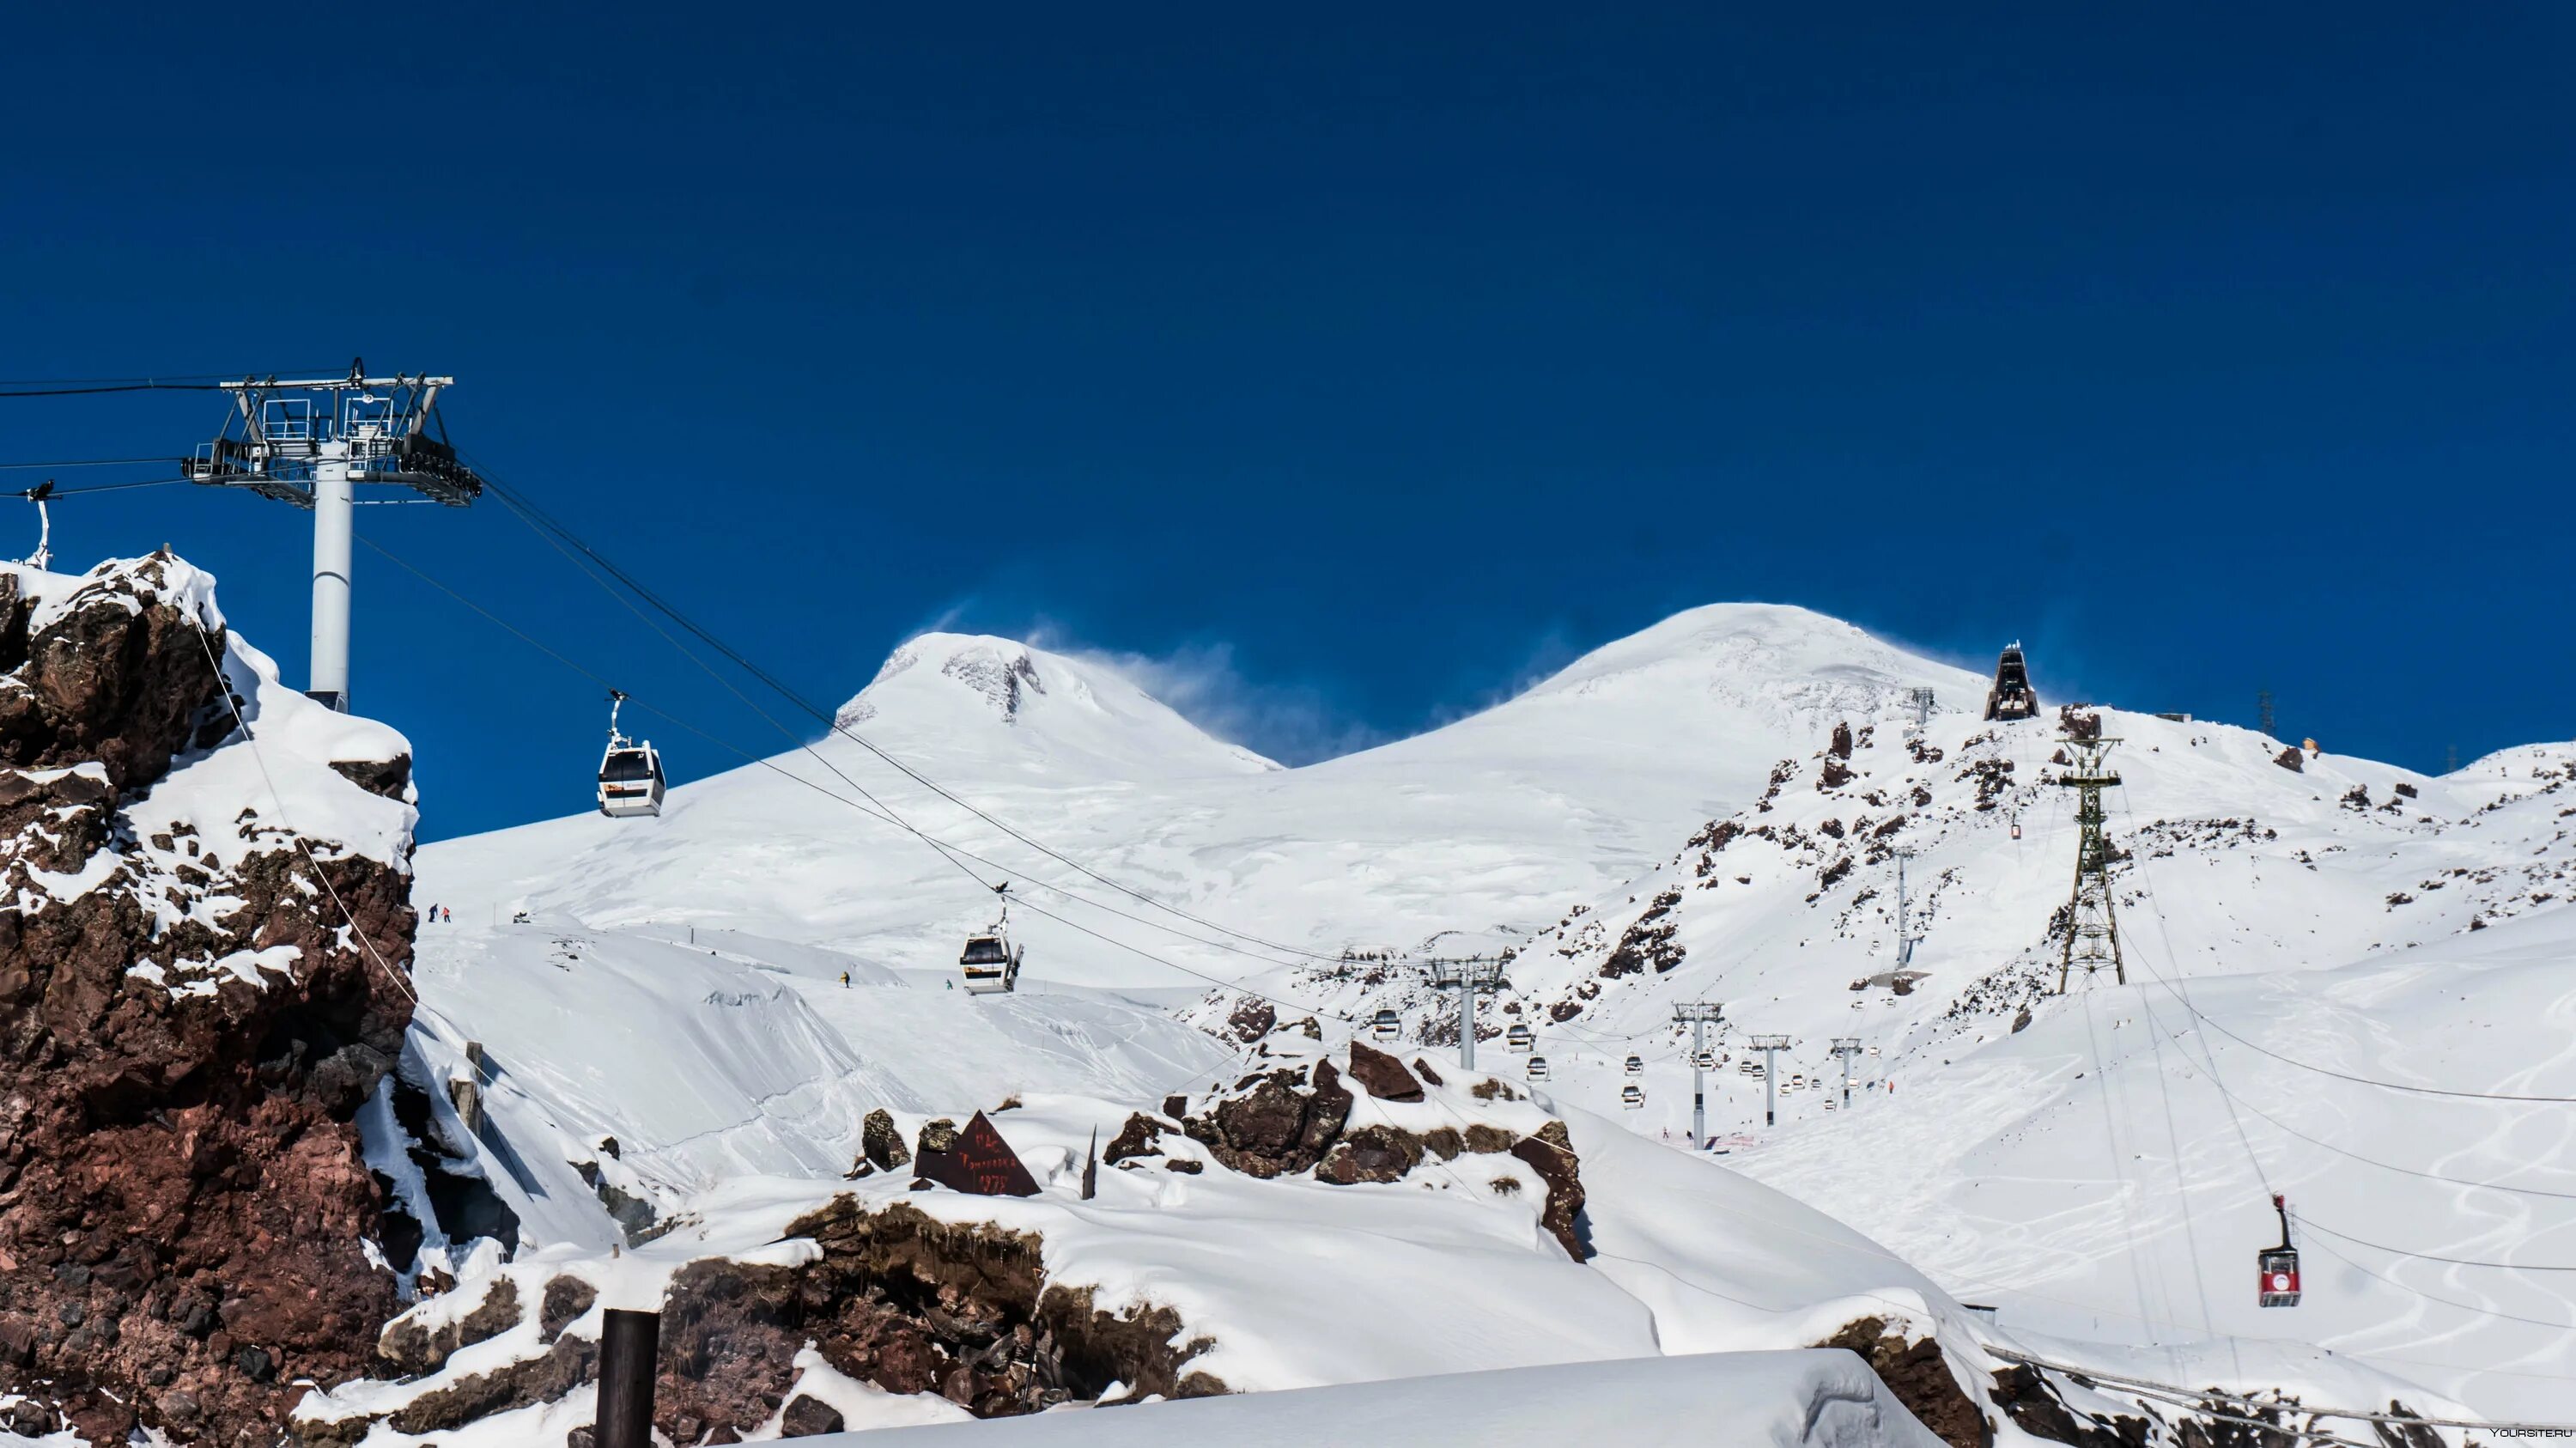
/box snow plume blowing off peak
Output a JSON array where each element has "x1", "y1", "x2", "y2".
[{"x1": 830, "y1": 631, "x2": 1279, "y2": 778}]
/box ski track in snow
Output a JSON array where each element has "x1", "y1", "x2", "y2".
[{"x1": 407, "y1": 608, "x2": 2576, "y2": 1424}]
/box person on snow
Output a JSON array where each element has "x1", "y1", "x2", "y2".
[
  {"x1": 840, "y1": 970, "x2": 850, "y2": 988},
  {"x1": 425, "y1": 903, "x2": 438, "y2": 923}
]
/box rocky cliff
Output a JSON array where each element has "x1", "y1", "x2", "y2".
[{"x1": 0, "y1": 556, "x2": 419, "y2": 1445}]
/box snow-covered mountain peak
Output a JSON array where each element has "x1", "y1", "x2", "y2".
[
  {"x1": 841, "y1": 633, "x2": 1049, "y2": 726},
  {"x1": 830, "y1": 630, "x2": 1278, "y2": 776},
  {"x1": 1519, "y1": 602, "x2": 1987, "y2": 715}
]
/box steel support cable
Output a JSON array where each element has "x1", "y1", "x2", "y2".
[
  {"x1": 0, "y1": 381, "x2": 229, "y2": 397},
  {"x1": 1985, "y1": 1348, "x2": 2574, "y2": 1436},
  {"x1": 0, "y1": 368, "x2": 333, "y2": 386},
  {"x1": 2299, "y1": 1233, "x2": 2576, "y2": 1334},
  {"x1": 355, "y1": 534, "x2": 1368, "y2": 1027},
  {"x1": 2293, "y1": 1218, "x2": 2576, "y2": 1272},
  {"x1": 2112, "y1": 788, "x2": 2576, "y2": 1118},
  {"x1": 2116, "y1": 800, "x2": 2576, "y2": 1279},
  {"x1": 2107, "y1": 801, "x2": 2576, "y2": 1104},
  {"x1": 1401, "y1": 1080, "x2": 2564, "y2": 1431},
  {"x1": 0, "y1": 455, "x2": 185, "y2": 471},
  {"x1": 9, "y1": 477, "x2": 196, "y2": 499},
  {"x1": 434, "y1": 504, "x2": 1326, "y2": 975},
  {"x1": 466, "y1": 464, "x2": 1350, "y2": 965}
]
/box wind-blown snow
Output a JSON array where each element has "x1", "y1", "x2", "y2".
[
  {"x1": 419, "y1": 606, "x2": 1980, "y2": 985},
  {"x1": 402, "y1": 593, "x2": 2564, "y2": 1428}
]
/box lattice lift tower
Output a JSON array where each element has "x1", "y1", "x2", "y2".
[
  {"x1": 2054, "y1": 735, "x2": 2125, "y2": 993},
  {"x1": 185, "y1": 362, "x2": 484, "y2": 711}
]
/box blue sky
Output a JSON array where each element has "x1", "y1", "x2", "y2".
[{"x1": 3, "y1": 5, "x2": 2568, "y2": 840}]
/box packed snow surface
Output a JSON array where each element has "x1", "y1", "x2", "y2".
[
  {"x1": 419, "y1": 607, "x2": 1981, "y2": 985},
  {"x1": 818, "y1": 1350, "x2": 1947, "y2": 1447},
  {"x1": 400, "y1": 595, "x2": 2572, "y2": 1429}
]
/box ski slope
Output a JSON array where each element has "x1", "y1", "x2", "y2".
[
  {"x1": 829, "y1": 1351, "x2": 1948, "y2": 1447},
  {"x1": 1278, "y1": 694, "x2": 2576, "y2": 1421},
  {"x1": 404, "y1": 598, "x2": 2574, "y2": 1428},
  {"x1": 418, "y1": 608, "x2": 1982, "y2": 986}
]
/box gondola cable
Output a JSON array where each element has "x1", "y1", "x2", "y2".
[
  {"x1": 355, "y1": 533, "x2": 1371, "y2": 1025},
  {"x1": 465, "y1": 462, "x2": 1352, "y2": 966}
]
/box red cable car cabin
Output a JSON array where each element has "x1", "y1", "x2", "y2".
[{"x1": 2258, "y1": 1194, "x2": 2301, "y2": 1307}]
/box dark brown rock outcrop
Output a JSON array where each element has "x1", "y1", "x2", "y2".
[
  {"x1": 1507, "y1": 1121, "x2": 1589, "y2": 1261},
  {"x1": 1182, "y1": 1061, "x2": 1352, "y2": 1178},
  {"x1": 1343, "y1": 1042, "x2": 1423, "y2": 1101},
  {"x1": 1816, "y1": 1317, "x2": 1988, "y2": 1447},
  {"x1": 0, "y1": 557, "x2": 418, "y2": 1445}
]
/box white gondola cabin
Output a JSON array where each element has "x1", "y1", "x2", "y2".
[
  {"x1": 960, "y1": 884, "x2": 1024, "y2": 995},
  {"x1": 1619, "y1": 1083, "x2": 1643, "y2": 1110},
  {"x1": 1623, "y1": 1055, "x2": 1643, "y2": 1076},
  {"x1": 1371, "y1": 1009, "x2": 1400, "y2": 1043},
  {"x1": 1525, "y1": 1056, "x2": 1551, "y2": 1081},
  {"x1": 596, "y1": 690, "x2": 665, "y2": 818},
  {"x1": 1505, "y1": 1023, "x2": 1534, "y2": 1053},
  {"x1": 1693, "y1": 1049, "x2": 1718, "y2": 1071}
]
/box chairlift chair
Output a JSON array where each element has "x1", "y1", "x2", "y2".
[
  {"x1": 1623, "y1": 1054, "x2": 1643, "y2": 1075},
  {"x1": 1525, "y1": 1056, "x2": 1550, "y2": 1081},
  {"x1": 1619, "y1": 1083, "x2": 1643, "y2": 1110},
  {"x1": 1505, "y1": 1023, "x2": 1534, "y2": 1053},
  {"x1": 2257, "y1": 1194, "x2": 2302, "y2": 1307},
  {"x1": 960, "y1": 883, "x2": 1024, "y2": 995},
  {"x1": 1371, "y1": 1009, "x2": 1400, "y2": 1043},
  {"x1": 596, "y1": 690, "x2": 665, "y2": 818}
]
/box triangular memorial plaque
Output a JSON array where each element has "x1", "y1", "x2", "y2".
[{"x1": 913, "y1": 1110, "x2": 1041, "y2": 1197}]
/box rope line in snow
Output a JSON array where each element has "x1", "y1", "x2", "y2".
[{"x1": 184, "y1": 617, "x2": 419, "y2": 1006}]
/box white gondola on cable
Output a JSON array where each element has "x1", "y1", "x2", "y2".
[
  {"x1": 1525, "y1": 1055, "x2": 1550, "y2": 1081},
  {"x1": 1505, "y1": 1023, "x2": 1534, "y2": 1053},
  {"x1": 1619, "y1": 1083, "x2": 1643, "y2": 1110},
  {"x1": 1371, "y1": 1009, "x2": 1400, "y2": 1043},
  {"x1": 1692, "y1": 1049, "x2": 1717, "y2": 1070},
  {"x1": 2258, "y1": 1194, "x2": 2302, "y2": 1307},
  {"x1": 959, "y1": 883, "x2": 1024, "y2": 995},
  {"x1": 17, "y1": 480, "x2": 53, "y2": 570},
  {"x1": 1623, "y1": 1054, "x2": 1643, "y2": 1076},
  {"x1": 596, "y1": 690, "x2": 665, "y2": 818}
]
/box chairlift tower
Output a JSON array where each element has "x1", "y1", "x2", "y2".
[
  {"x1": 1425, "y1": 956, "x2": 1508, "y2": 1071},
  {"x1": 2054, "y1": 736, "x2": 2126, "y2": 993},
  {"x1": 1747, "y1": 1033, "x2": 1791, "y2": 1126},
  {"x1": 1906, "y1": 685, "x2": 1935, "y2": 733},
  {"x1": 1830, "y1": 1037, "x2": 1862, "y2": 1108},
  {"x1": 1894, "y1": 849, "x2": 1918, "y2": 970},
  {"x1": 1672, "y1": 1001, "x2": 1723, "y2": 1147},
  {"x1": 184, "y1": 361, "x2": 484, "y2": 710}
]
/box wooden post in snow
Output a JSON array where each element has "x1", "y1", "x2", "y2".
[{"x1": 596, "y1": 1308, "x2": 659, "y2": 1448}]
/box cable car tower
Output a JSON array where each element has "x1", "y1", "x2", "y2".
[
  {"x1": 184, "y1": 361, "x2": 484, "y2": 711},
  {"x1": 1673, "y1": 1001, "x2": 1723, "y2": 1147},
  {"x1": 16, "y1": 480, "x2": 53, "y2": 570},
  {"x1": 2054, "y1": 735, "x2": 2125, "y2": 993},
  {"x1": 1424, "y1": 956, "x2": 1508, "y2": 1070}
]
